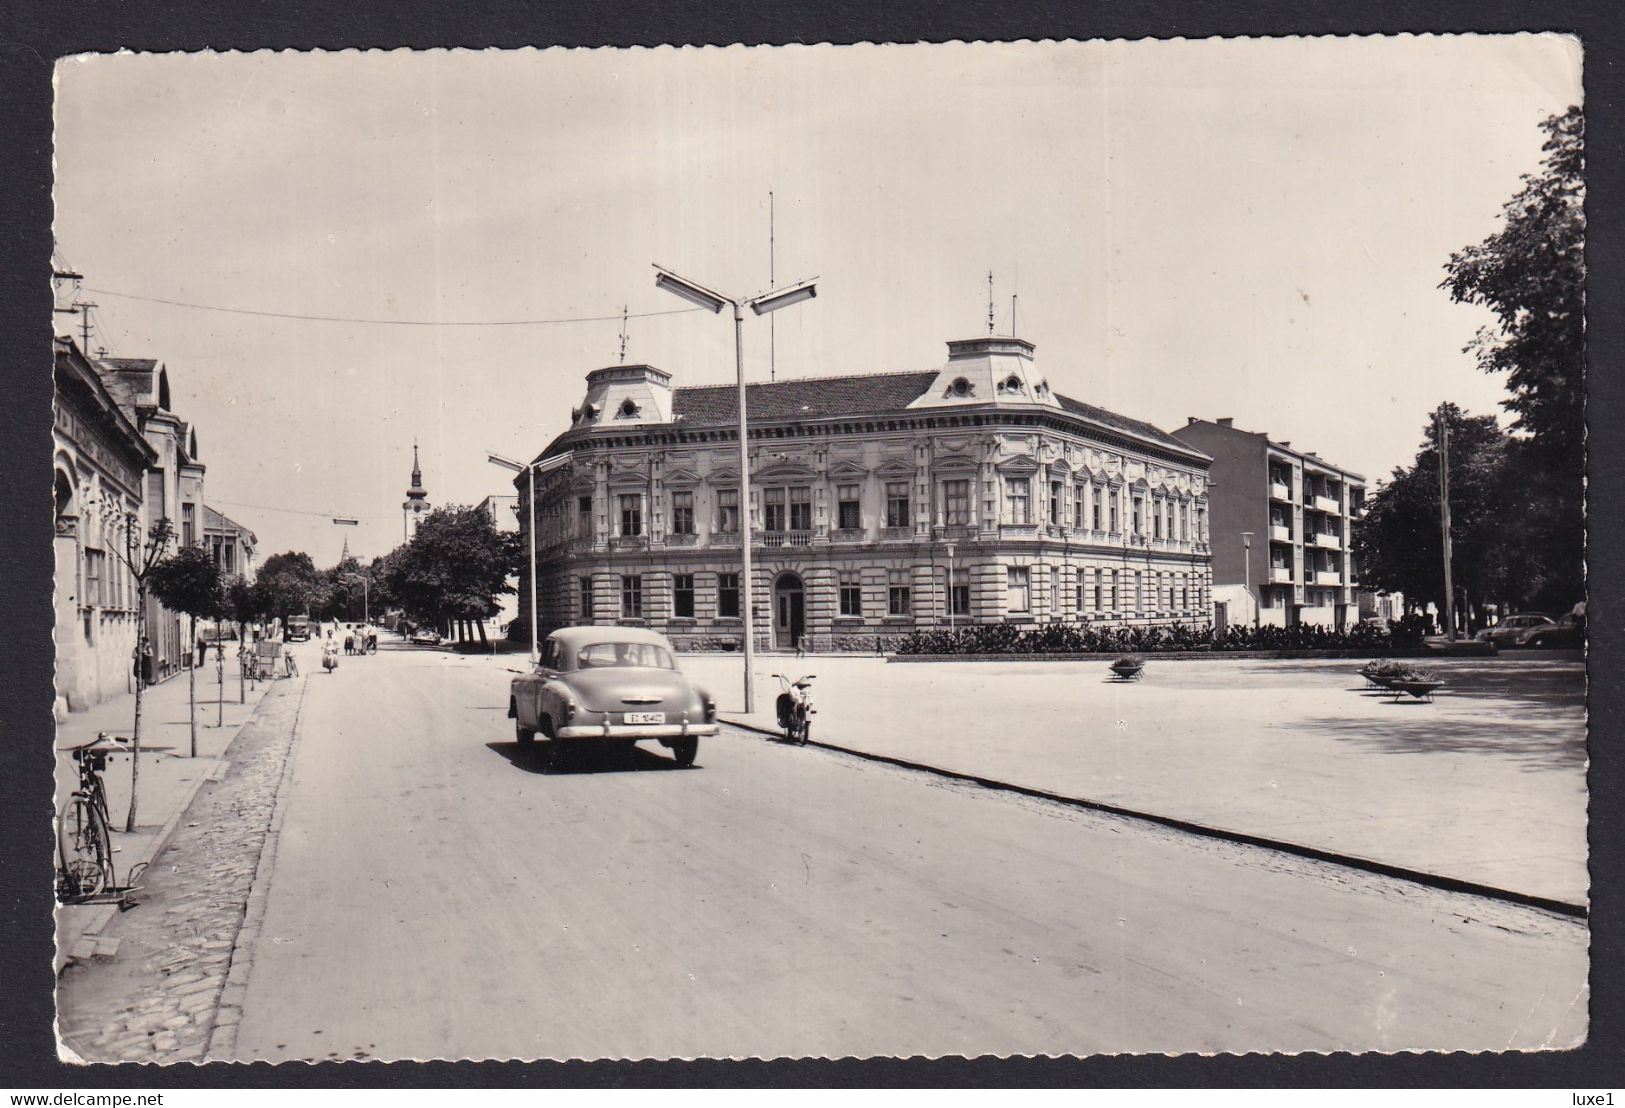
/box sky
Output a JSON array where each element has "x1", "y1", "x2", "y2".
[{"x1": 52, "y1": 35, "x2": 1582, "y2": 565}]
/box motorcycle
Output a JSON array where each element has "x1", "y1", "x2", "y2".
[{"x1": 773, "y1": 674, "x2": 816, "y2": 745}]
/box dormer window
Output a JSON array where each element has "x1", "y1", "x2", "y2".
[
  {"x1": 616, "y1": 397, "x2": 642, "y2": 419},
  {"x1": 582, "y1": 403, "x2": 601, "y2": 423},
  {"x1": 1034, "y1": 379, "x2": 1050, "y2": 397},
  {"x1": 946, "y1": 376, "x2": 974, "y2": 398},
  {"x1": 998, "y1": 375, "x2": 1025, "y2": 395}
]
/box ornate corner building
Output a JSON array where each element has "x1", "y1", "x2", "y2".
[{"x1": 514, "y1": 335, "x2": 1216, "y2": 651}]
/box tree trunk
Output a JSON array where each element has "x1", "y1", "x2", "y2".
[
  {"x1": 476, "y1": 619, "x2": 489, "y2": 650},
  {"x1": 126, "y1": 586, "x2": 146, "y2": 833},
  {"x1": 188, "y1": 613, "x2": 198, "y2": 757}
]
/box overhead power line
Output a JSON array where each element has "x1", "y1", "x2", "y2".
[
  {"x1": 207, "y1": 497, "x2": 363, "y2": 520},
  {"x1": 82, "y1": 287, "x2": 705, "y2": 328}
]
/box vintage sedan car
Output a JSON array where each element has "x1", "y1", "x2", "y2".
[
  {"x1": 508, "y1": 626, "x2": 717, "y2": 768},
  {"x1": 408, "y1": 628, "x2": 443, "y2": 646},
  {"x1": 1522, "y1": 611, "x2": 1584, "y2": 649},
  {"x1": 1475, "y1": 613, "x2": 1555, "y2": 647}
]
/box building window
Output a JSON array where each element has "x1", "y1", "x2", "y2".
[
  {"x1": 1108, "y1": 488, "x2": 1120, "y2": 534},
  {"x1": 1108, "y1": 568, "x2": 1119, "y2": 612},
  {"x1": 717, "y1": 573, "x2": 740, "y2": 618},
  {"x1": 181, "y1": 503, "x2": 195, "y2": 547},
  {"x1": 1049, "y1": 566, "x2": 1059, "y2": 612},
  {"x1": 1152, "y1": 497, "x2": 1163, "y2": 540},
  {"x1": 1132, "y1": 495, "x2": 1145, "y2": 537},
  {"x1": 1135, "y1": 570, "x2": 1145, "y2": 613},
  {"x1": 943, "y1": 479, "x2": 971, "y2": 526},
  {"x1": 837, "y1": 484, "x2": 861, "y2": 531},
  {"x1": 951, "y1": 584, "x2": 970, "y2": 616},
  {"x1": 577, "y1": 495, "x2": 593, "y2": 538},
  {"x1": 888, "y1": 571, "x2": 911, "y2": 616},
  {"x1": 885, "y1": 481, "x2": 910, "y2": 528},
  {"x1": 839, "y1": 574, "x2": 863, "y2": 617},
  {"x1": 85, "y1": 548, "x2": 104, "y2": 607},
  {"x1": 673, "y1": 574, "x2": 695, "y2": 618},
  {"x1": 1077, "y1": 580, "x2": 1087, "y2": 616},
  {"x1": 1007, "y1": 566, "x2": 1030, "y2": 613},
  {"x1": 1005, "y1": 477, "x2": 1031, "y2": 525},
  {"x1": 1049, "y1": 482, "x2": 1063, "y2": 526},
  {"x1": 716, "y1": 488, "x2": 740, "y2": 534},
  {"x1": 621, "y1": 575, "x2": 643, "y2": 618},
  {"x1": 789, "y1": 486, "x2": 812, "y2": 531},
  {"x1": 763, "y1": 488, "x2": 787, "y2": 532},
  {"x1": 618, "y1": 494, "x2": 643, "y2": 537},
  {"x1": 671, "y1": 491, "x2": 694, "y2": 535},
  {"x1": 1179, "y1": 501, "x2": 1189, "y2": 541},
  {"x1": 579, "y1": 576, "x2": 593, "y2": 619},
  {"x1": 1073, "y1": 485, "x2": 1088, "y2": 530},
  {"x1": 1093, "y1": 568, "x2": 1104, "y2": 613}
]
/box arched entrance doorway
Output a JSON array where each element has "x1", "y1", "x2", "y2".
[{"x1": 773, "y1": 572, "x2": 805, "y2": 652}]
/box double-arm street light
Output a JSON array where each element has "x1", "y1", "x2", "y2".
[
  {"x1": 487, "y1": 452, "x2": 540, "y2": 664},
  {"x1": 654, "y1": 264, "x2": 818, "y2": 714}
]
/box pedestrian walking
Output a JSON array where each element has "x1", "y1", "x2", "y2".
[{"x1": 196, "y1": 632, "x2": 208, "y2": 669}]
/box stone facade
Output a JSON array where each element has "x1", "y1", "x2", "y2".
[{"x1": 515, "y1": 337, "x2": 1215, "y2": 651}]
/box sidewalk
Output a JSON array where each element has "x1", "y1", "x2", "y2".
[
  {"x1": 53, "y1": 646, "x2": 294, "y2": 974},
  {"x1": 686, "y1": 652, "x2": 1588, "y2": 907}
]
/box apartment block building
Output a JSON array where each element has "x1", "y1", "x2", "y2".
[{"x1": 1171, "y1": 417, "x2": 1365, "y2": 630}]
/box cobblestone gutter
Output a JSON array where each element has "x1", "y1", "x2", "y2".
[{"x1": 55, "y1": 676, "x2": 309, "y2": 1064}]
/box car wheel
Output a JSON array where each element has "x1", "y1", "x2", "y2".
[
  {"x1": 670, "y1": 737, "x2": 698, "y2": 768},
  {"x1": 514, "y1": 713, "x2": 535, "y2": 746}
]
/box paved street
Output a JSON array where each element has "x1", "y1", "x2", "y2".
[
  {"x1": 185, "y1": 642, "x2": 1589, "y2": 1061},
  {"x1": 685, "y1": 653, "x2": 1589, "y2": 905}
]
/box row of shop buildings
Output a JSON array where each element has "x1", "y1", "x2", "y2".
[
  {"x1": 504, "y1": 332, "x2": 1368, "y2": 649},
  {"x1": 52, "y1": 335, "x2": 257, "y2": 714}
]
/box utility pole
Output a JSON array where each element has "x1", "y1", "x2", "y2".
[
  {"x1": 78, "y1": 302, "x2": 98, "y2": 353},
  {"x1": 1437, "y1": 406, "x2": 1457, "y2": 641},
  {"x1": 769, "y1": 190, "x2": 775, "y2": 382}
]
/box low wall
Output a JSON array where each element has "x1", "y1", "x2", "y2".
[{"x1": 889, "y1": 648, "x2": 1440, "y2": 663}]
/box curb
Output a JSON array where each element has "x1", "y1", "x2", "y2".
[
  {"x1": 718, "y1": 717, "x2": 1588, "y2": 921},
  {"x1": 56, "y1": 683, "x2": 280, "y2": 977},
  {"x1": 207, "y1": 674, "x2": 310, "y2": 1061}
]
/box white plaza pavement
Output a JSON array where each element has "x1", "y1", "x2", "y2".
[{"x1": 679, "y1": 653, "x2": 1588, "y2": 905}]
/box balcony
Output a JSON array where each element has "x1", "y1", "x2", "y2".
[
  {"x1": 568, "y1": 537, "x2": 596, "y2": 554},
  {"x1": 1269, "y1": 481, "x2": 1293, "y2": 503},
  {"x1": 1269, "y1": 567, "x2": 1293, "y2": 584},
  {"x1": 757, "y1": 529, "x2": 814, "y2": 548},
  {"x1": 709, "y1": 531, "x2": 741, "y2": 547},
  {"x1": 664, "y1": 532, "x2": 698, "y2": 547},
  {"x1": 830, "y1": 528, "x2": 867, "y2": 544},
  {"x1": 1314, "y1": 532, "x2": 1342, "y2": 550},
  {"x1": 1314, "y1": 495, "x2": 1341, "y2": 515},
  {"x1": 880, "y1": 526, "x2": 914, "y2": 542},
  {"x1": 1315, "y1": 570, "x2": 1343, "y2": 587},
  {"x1": 610, "y1": 534, "x2": 647, "y2": 551},
  {"x1": 1268, "y1": 525, "x2": 1292, "y2": 543},
  {"x1": 933, "y1": 523, "x2": 977, "y2": 541},
  {"x1": 1001, "y1": 523, "x2": 1040, "y2": 539}
]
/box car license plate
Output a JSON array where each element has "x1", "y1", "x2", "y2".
[{"x1": 624, "y1": 712, "x2": 665, "y2": 725}]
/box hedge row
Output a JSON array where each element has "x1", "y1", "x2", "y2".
[{"x1": 893, "y1": 618, "x2": 1426, "y2": 656}]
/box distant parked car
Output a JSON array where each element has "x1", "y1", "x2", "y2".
[
  {"x1": 409, "y1": 628, "x2": 443, "y2": 646},
  {"x1": 508, "y1": 626, "x2": 718, "y2": 770},
  {"x1": 1476, "y1": 613, "x2": 1555, "y2": 647},
  {"x1": 1522, "y1": 611, "x2": 1584, "y2": 649}
]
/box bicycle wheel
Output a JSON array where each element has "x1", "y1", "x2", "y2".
[{"x1": 57, "y1": 793, "x2": 112, "y2": 899}]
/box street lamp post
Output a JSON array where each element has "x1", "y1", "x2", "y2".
[
  {"x1": 654, "y1": 264, "x2": 818, "y2": 715},
  {"x1": 340, "y1": 572, "x2": 370, "y2": 630},
  {"x1": 488, "y1": 452, "x2": 540, "y2": 665},
  {"x1": 1239, "y1": 531, "x2": 1255, "y2": 628}
]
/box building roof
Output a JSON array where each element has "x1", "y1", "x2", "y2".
[
  {"x1": 1174, "y1": 418, "x2": 1363, "y2": 481},
  {"x1": 203, "y1": 504, "x2": 258, "y2": 547},
  {"x1": 660, "y1": 370, "x2": 1200, "y2": 458}
]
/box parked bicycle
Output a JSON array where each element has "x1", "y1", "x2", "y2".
[
  {"x1": 772, "y1": 674, "x2": 816, "y2": 745},
  {"x1": 56, "y1": 732, "x2": 154, "y2": 906}
]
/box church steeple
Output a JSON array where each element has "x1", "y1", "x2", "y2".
[{"x1": 402, "y1": 440, "x2": 430, "y2": 540}]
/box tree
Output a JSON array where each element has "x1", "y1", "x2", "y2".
[
  {"x1": 1440, "y1": 105, "x2": 1584, "y2": 613},
  {"x1": 148, "y1": 544, "x2": 226, "y2": 758},
  {"x1": 1353, "y1": 405, "x2": 1519, "y2": 621},
  {"x1": 257, "y1": 551, "x2": 331, "y2": 634},
  {"x1": 383, "y1": 505, "x2": 521, "y2": 646},
  {"x1": 105, "y1": 513, "x2": 175, "y2": 833}
]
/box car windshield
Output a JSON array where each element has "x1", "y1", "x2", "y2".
[{"x1": 574, "y1": 642, "x2": 677, "y2": 670}]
